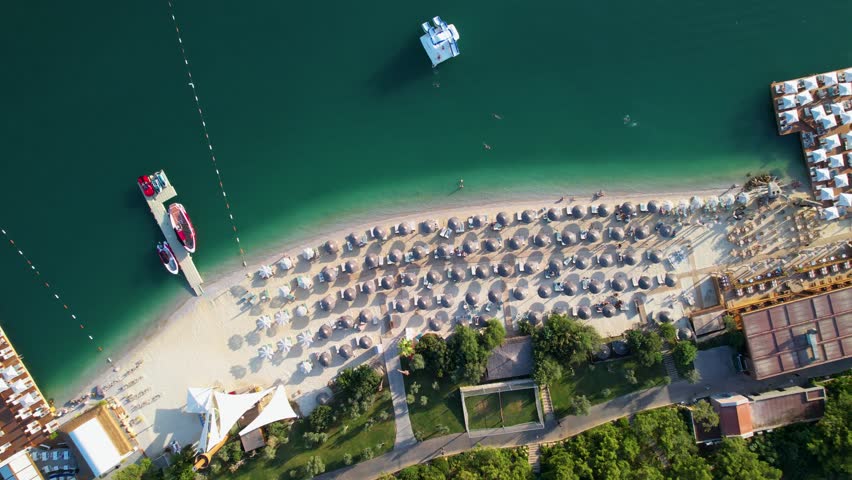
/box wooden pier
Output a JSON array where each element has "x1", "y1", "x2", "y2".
[{"x1": 141, "y1": 175, "x2": 204, "y2": 295}]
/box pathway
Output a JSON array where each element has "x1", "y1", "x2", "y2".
[
  {"x1": 317, "y1": 351, "x2": 852, "y2": 480},
  {"x1": 383, "y1": 336, "x2": 416, "y2": 450}
]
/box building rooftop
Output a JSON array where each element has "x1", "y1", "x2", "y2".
[
  {"x1": 61, "y1": 404, "x2": 134, "y2": 477},
  {"x1": 770, "y1": 67, "x2": 852, "y2": 218},
  {"x1": 713, "y1": 394, "x2": 753, "y2": 437},
  {"x1": 0, "y1": 326, "x2": 57, "y2": 463},
  {"x1": 484, "y1": 336, "x2": 532, "y2": 381},
  {"x1": 741, "y1": 286, "x2": 852, "y2": 380}
]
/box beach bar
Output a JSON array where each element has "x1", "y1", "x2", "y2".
[
  {"x1": 770, "y1": 67, "x2": 852, "y2": 219},
  {"x1": 139, "y1": 171, "x2": 204, "y2": 295}
]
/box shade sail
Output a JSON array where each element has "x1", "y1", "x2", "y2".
[{"x1": 238, "y1": 385, "x2": 298, "y2": 436}]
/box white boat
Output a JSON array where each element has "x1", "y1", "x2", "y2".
[{"x1": 420, "y1": 16, "x2": 460, "y2": 67}]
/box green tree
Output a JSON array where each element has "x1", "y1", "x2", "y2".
[
  {"x1": 711, "y1": 438, "x2": 781, "y2": 480},
  {"x1": 266, "y1": 420, "x2": 290, "y2": 443},
  {"x1": 480, "y1": 318, "x2": 506, "y2": 350},
  {"x1": 112, "y1": 458, "x2": 153, "y2": 480},
  {"x1": 808, "y1": 375, "x2": 852, "y2": 476},
  {"x1": 262, "y1": 443, "x2": 277, "y2": 460},
  {"x1": 410, "y1": 353, "x2": 426, "y2": 371},
  {"x1": 673, "y1": 341, "x2": 698, "y2": 368},
  {"x1": 399, "y1": 337, "x2": 415, "y2": 357},
  {"x1": 304, "y1": 456, "x2": 325, "y2": 478},
  {"x1": 336, "y1": 364, "x2": 381, "y2": 414},
  {"x1": 447, "y1": 325, "x2": 489, "y2": 385},
  {"x1": 532, "y1": 314, "x2": 602, "y2": 365},
  {"x1": 163, "y1": 446, "x2": 197, "y2": 480},
  {"x1": 307, "y1": 404, "x2": 333, "y2": 432},
  {"x1": 722, "y1": 314, "x2": 745, "y2": 351},
  {"x1": 570, "y1": 395, "x2": 591, "y2": 416},
  {"x1": 691, "y1": 400, "x2": 719, "y2": 431},
  {"x1": 532, "y1": 355, "x2": 564, "y2": 386},
  {"x1": 414, "y1": 334, "x2": 450, "y2": 378},
  {"x1": 625, "y1": 329, "x2": 663, "y2": 367},
  {"x1": 658, "y1": 322, "x2": 677, "y2": 344}
]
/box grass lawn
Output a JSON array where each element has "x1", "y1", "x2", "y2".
[
  {"x1": 549, "y1": 358, "x2": 668, "y2": 417},
  {"x1": 221, "y1": 391, "x2": 395, "y2": 480},
  {"x1": 464, "y1": 388, "x2": 539, "y2": 430},
  {"x1": 403, "y1": 370, "x2": 465, "y2": 440}
]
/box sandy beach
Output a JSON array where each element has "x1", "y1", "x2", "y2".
[{"x1": 55, "y1": 182, "x2": 852, "y2": 457}]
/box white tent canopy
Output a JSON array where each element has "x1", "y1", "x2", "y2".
[
  {"x1": 781, "y1": 110, "x2": 799, "y2": 123},
  {"x1": 823, "y1": 206, "x2": 840, "y2": 220},
  {"x1": 819, "y1": 187, "x2": 836, "y2": 201},
  {"x1": 258, "y1": 265, "x2": 273, "y2": 279},
  {"x1": 801, "y1": 76, "x2": 818, "y2": 90},
  {"x1": 200, "y1": 389, "x2": 272, "y2": 452},
  {"x1": 823, "y1": 134, "x2": 841, "y2": 150},
  {"x1": 817, "y1": 115, "x2": 837, "y2": 130},
  {"x1": 782, "y1": 80, "x2": 798, "y2": 94},
  {"x1": 809, "y1": 149, "x2": 827, "y2": 163},
  {"x1": 238, "y1": 385, "x2": 298, "y2": 436},
  {"x1": 796, "y1": 91, "x2": 813, "y2": 105},
  {"x1": 821, "y1": 72, "x2": 838, "y2": 86},
  {"x1": 778, "y1": 95, "x2": 796, "y2": 109},
  {"x1": 829, "y1": 103, "x2": 845, "y2": 115},
  {"x1": 69, "y1": 417, "x2": 132, "y2": 477},
  {"x1": 838, "y1": 193, "x2": 852, "y2": 207},
  {"x1": 844, "y1": 133, "x2": 852, "y2": 148},
  {"x1": 840, "y1": 83, "x2": 852, "y2": 96},
  {"x1": 829, "y1": 155, "x2": 846, "y2": 168},
  {"x1": 834, "y1": 174, "x2": 849, "y2": 188},
  {"x1": 815, "y1": 168, "x2": 832, "y2": 182},
  {"x1": 186, "y1": 387, "x2": 214, "y2": 414},
  {"x1": 841, "y1": 112, "x2": 852, "y2": 125}
]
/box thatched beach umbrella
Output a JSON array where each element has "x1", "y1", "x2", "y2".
[
  {"x1": 295, "y1": 305, "x2": 308, "y2": 317},
  {"x1": 338, "y1": 315, "x2": 354, "y2": 330},
  {"x1": 318, "y1": 352, "x2": 332, "y2": 367},
  {"x1": 496, "y1": 263, "x2": 512, "y2": 277},
  {"x1": 388, "y1": 249, "x2": 403, "y2": 264},
  {"x1": 359, "y1": 336, "x2": 373, "y2": 349},
  {"x1": 427, "y1": 270, "x2": 443, "y2": 284},
  {"x1": 647, "y1": 200, "x2": 660, "y2": 214},
  {"x1": 597, "y1": 204, "x2": 611, "y2": 217},
  {"x1": 571, "y1": 205, "x2": 586, "y2": 219},
  {"x1": 487, "y1": 289, "x2": 502, "y2": 304},
  {"x1": 484, "y1": 238, "x2": 501, "y2": 252},
  {"x1": 399, "y1": 272, "x2": 416, "y2": 287},
  {"x1": 321, "y1": 266, "x2": 338, "y2": 283},
  {"x1": 533, "y1": 233, "x2": 551, "y2": 247},
  {"x1": 450, "y1": 266, "x2": 465, "y2": 282},
  {"x1": 440, "y1": 293, "x2": 454, "y2": 308},
  {"x1": 602, "y1": 304, "x2": 616, "y2": 318},
  {"x1": 648, "y1": 249, "x2": 663, "y2": 264},
  {"x1": 548, "y1": 260, "x2": 562, "y2": 275},
  {"x1": 319, "y1": 324, "x2": 332, "y2": 339},
  {"x1": 358, "y1": 309, "x2": 373, "y2": 324},
  {"x1": 465, "y1": 292, "x2": 479, "y2": 306},
  {"x1": 361, "y1": 281, "x2": 376, "y2": 295},
  {"x1": 372, "y1": 226, "x2": 387, "y2": 240},
  {"x1": 258, "y1": 265, "x2": 274, "y2": 280},
  {"x1": 411, "y1": 245, "x2": 428, "y2": 260},
  {"x1": 496, "y1": 211, "x2": 510, "y2": 227},
  {"x1": 472, "y1": 215, "x2": 487, "y2": 228},
  {"x1": 319, "y1": 296, "x2": 333, "y2": 312},
  {"x1": 538, "y1": 285, "x2": 552, "y2": 298},
  {"x1": 527, "y1": 311, "x2": 543, "y2": 325},
  {"x1": 339, "y1": 344, "x2": 353, "y2": 359},
  {"x1": 324, "y1": 240, "x2": 339, "y2": 255},
  {"x1": 463, "y1": 239, "x2": 479, "y2": 254},
  {"x1": 612, "y1": 340, "x2": 628, "y2": 355},
  {"x1": 447, "y1": 217, "x2": 463, "y2": 231},
  {"x1": 508, "y1": 236, "x2": 524, "y2": 250},
  {"x1": 474, "y1": 265, "x2": 490, "y2": 279},
  {"x1": 342, "y1": 287, "x2": 357, "y2": 301},
  {"x1": 664, "y1": 272, "x2": 678, "y2": 287},
  {"x1": 421, "y1": 219, "x2": 438, "y2": 234},
  {"x1": 521, "y1": 209, "x2": 537, "y2": 223},
  {"x1": 344, "y1": 260, "x2": 359, "y2": 274},
  {"x1": 561, "y1": 228, "x2": 577, "y2": 246},
  {"x1": 398, "y1": 222, "x2": 414, "y2": 235},
  {"x1": 620, "y1": 202, "x2": 636, "y2": 216},
  {"x1": 395, "y1": 298, "x2": 409, "y2": 313},
  {"x1": 611, "y1": 277, "x2": 627, "y2": 292},
  {"x1": 380, "y1": 275, "x2": 396, "y2": 290},
  {"x1": 659, "y1": 224, "x2": 674, "y2": 238},
  {"x1": 638, "y1": 276, "x2": 652, "y2": 290},
  {"x1": 547, "y1": 208, "x2": 560, "y2": 221},
  {"x1": 575, "y1": 256, "x2": 590, "y2": 270},
  {"x1": 588, "y1": 279, "x2": 603, "y2": 294},
  {"x1": 365, "y1": 253, "x2": 379, "y2": 269},
  {"x1": 610, "y1": 227, "x2": 625, "y2": 241},
  {"x1": 513, "y1": 287, "x2": 528, "y2": 300},
  {"x1": 598, "y1": 253, "x2": 614, "y2": 267},
  {"x1": 436, "y1": 243, "x2": 453, "y2": 259},
  {"x1": 658, "y1": 310, "x2": 673, "y2": 323},
  {"x1": 622, "y1": 250, "x2": 637, "y2": 266},
  {"x1": 417, "y1": 296, "x2": 433, "y2": 310},
  {"x1": 577, "y1": 306, "x2": 591, "y2": 320},
  {"x1": 297, "y1": 330, "x2": 313, "y2": 348},
  {"x1": 563, "y1": 280, "x2": 578, "y2": 296},
  {"x1": 586, "y1": 229, "x2": 602, "y2": 243},
  {"x1": 635, "y1": 224, "x2": 651, "y2": 240},
  {"x1": 596, "y1": 344, "x2": 611, "y2": 360},
  {"x1": 429, "y1": 318, "x2": 442, "y2": 331}
]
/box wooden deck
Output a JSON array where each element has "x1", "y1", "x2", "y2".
[{"x1": 141, "y1": 178, "x2": 204, "y2": 296}]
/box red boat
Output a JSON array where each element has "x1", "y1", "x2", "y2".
[
  {"x1": 138, "y1": 175, "x2": 155, "y2": 197},
  {"x1": 169, "y1": 203, "x2": 196, "y2": 253},
  {"x1": 157, "y1": 242, "x2": 179, "y2": 275}
]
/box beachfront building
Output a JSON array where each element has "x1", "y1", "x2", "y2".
[
  {"x1": 0, "y1": 326, "x2": 58, "y2": 469},
  {"x1": 60, "y1": 404, "x2": 136, "y2": 478},
  {"x1": 692, "y1": 386, "x2": 826, "y2": 444},
  {"x1": 770, "y1": 67, "x2": 852, "y2": 219},
  {"x1": 739, "y1": 286, "x2": 852, "y2": 380},
  {"x1": 0, "y1": 450, "x2": 45, "y2": 480}
]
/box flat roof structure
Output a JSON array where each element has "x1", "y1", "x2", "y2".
[
  {"x1": 0, "y1": 327, "x2": 57, "y2": 463},
  {"x1": 484, "y1": 336, "x2": 532, "y2": 381},
  {"x1": 0, "y1": 451, "x2": 43, "y2": 480},
  {"x1": 62, "y1": 405, "x2": 134, "y2": 477},
  {"x1": 770, "y1": 67, "x2": 852, "y2": 219},
  {"x1": 741, "y1": 286, "x2": 852, "y2": 380}
]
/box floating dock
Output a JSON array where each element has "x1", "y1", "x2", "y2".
[{"x1": 141, "y1": 174, "x2": 204, "y2": 295}]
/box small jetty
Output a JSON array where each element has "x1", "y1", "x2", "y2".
[
  {"x1": 140, "y1": 171, "x2": 204, "y2": 295},
  {"x1": 770, "y1": 67, "x2": 852, "y2": 220}
]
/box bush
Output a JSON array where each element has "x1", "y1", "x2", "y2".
[
  {"x1": 684, "y1": 369, "x2": 700, "y2": 384},
  {"x1": 414, "y1": 334, "x2": 450, "y2": 378},
  {"x1": 410, "y1": 381, "x2": 421, "y2": 395},
  {"x1": 420, "y1": 395, "x2": 429, "y2": 406},
  {"x1": 262, "y1": 444, "x2": 277, "y2": 460},
  {"x1": 303, "y1": 431, "x2": 329, "y2": 446},
  {"x1": 570, "y1": 395, "x2": 591, "y2": 416},
  {"x1": 624, "y1": 368, "x2": 638, "y2": 385},
  {"x1": 304, "y1": 456, "x2": 325, "y2": 478},
  {"x1": 532, "y1": 355, "x2": 563, "y2": 386},
  {"x1": 626, "y1": 329, "x2": 663, "y2": 367},
  {"x1": 692, "y1": 400, "x2": 719, "y2": 430},
  {"x1": 307, "y1": 404, "x2": 333, "y2": 433},
  {"x1": 361, "y1": 447, "x2": 375, "y2": 461},
  {"x1": 517, "y1": 319, "x2": 534, "y2": 336},
  {"x1": 343, "y1": 453, "x2": 353, "y2": 465},
  {"x1": 532, "y1": 314, "x2": 601, "y2": 366},
  {"x1": 659, "y1": 322, "x2": 677, "y2": 343},
  {"x1": 406, "y1": 393, "x2": 415, "y2": 404},
  {"x1": 266, "y1": 421, "x2": 290, "y2": 443},
  {"x1": 673, "y1": 341, "x2": 698, "y2": 368},
  {"x1": 480, "y1": 318, "x2": 506, "y2": 350},
  {"x1": 410, "y1": 353, "x2": 426, "y2": 371},
  {"x1": 336, "y1": 365, "x2": 382, "y2": 414},
  {"x1": 432, "y1": 381, "x2": 440, "y2": 390}
]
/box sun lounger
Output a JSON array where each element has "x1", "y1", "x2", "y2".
[
  {"x1": 345, "y1": 241, "x2": 353, "y2": 252},
  {"x1": 639, "y1": 203, "x2": 648, "y2": 212},
  {"x1": 656, "y1": 274, "x2": 665, "y2": 285},
  {"x1": 440, "y1": 228, "x2": 451, "y2": 239},
  {"x1": 631, "y1": 277, "x2": 639, "y2": 287},
  {"x1": 554, "y1": 282, "x2": 564, "y2": 292}
]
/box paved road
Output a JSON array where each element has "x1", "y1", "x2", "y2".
[
  {"x1": 317, "y1": 350, "x2": 852, "y2": 480},
  {"x1": 383, "y1": 337, "x2": 416, "y2": 450}
]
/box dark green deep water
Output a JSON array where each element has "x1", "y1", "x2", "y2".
[{"x1": 1, "y1": 1, "x2": 851, "y2": 399}]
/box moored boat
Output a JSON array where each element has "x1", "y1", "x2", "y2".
[
  {"x1": 157, "y1": 242, "x2": 179, "y2": 275},
  {"x1": 137, "y1": 175, "x2": 155, "y2": 197},
  {"x1": 169, "y1": 203, "x2": 196, "y2": 253}
]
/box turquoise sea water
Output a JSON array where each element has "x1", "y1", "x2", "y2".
[{"x1": 2, "y1": 1, "x2": 851, "y2": 400}]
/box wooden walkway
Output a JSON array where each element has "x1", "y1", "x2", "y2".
[{"x1": 141, "y1": 179, "x2": 204, "y2": 296}]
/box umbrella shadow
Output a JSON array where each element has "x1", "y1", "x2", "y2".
[
  {"x1": 228, "y1": 335, "x2": 244, "y2": 351},
  {"x1": 245, "y1": 331, "x2": 261, "y2": 346},
  {"x1": 249, "y1": 357, "x2": 264, "y2": 373},
  {"x1": 230, "y1": 364, "x2": 247, "y2": 379}
]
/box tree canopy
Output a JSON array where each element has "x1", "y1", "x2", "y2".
[
  {"x1": 533, "y1": 314, "x2": 601, "y2": 366},
  {"x1": 691, "y1": 399, "x2": 719, "y2": 431},
  {"x1": 625, "y1": 329, "x2": 663, "y2": 367},
  {"x1": 710, "y1": 438, "x2": 781, "y2": 480},
  {"x1": 445, "y1": 322, "x2": 505, "y2": 385},
  {"x1": 673, "y1": 341, "x2": 698, "y2": 368},
  {"x1": 414, "y1": 333, "x2": 449, "y2": 378}
]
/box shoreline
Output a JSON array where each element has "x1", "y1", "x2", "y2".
[{"x1": 56, "y1": 182, "x2": 737, "y2": 405}]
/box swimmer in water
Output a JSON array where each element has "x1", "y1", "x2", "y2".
[
  {"x1": 458, "y1": 179, "x2": 464, "y2": 189},
  {"x1": 623, "y1": 114, "x2": 631, "y2": 125},
  {"x1": 492, "y1": 113, "x2": 503, "y2": 120},
  {"x1": 433, "y1": 81, "x2": 440, "y2": 88},
  {"x1": 483, "y1": 142, "x2": 492, "y2": 150}
]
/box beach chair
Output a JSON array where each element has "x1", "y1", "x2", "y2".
[
  {"x1": 639, "y1": 203, "x2": 648, "y2": 212},
  {"x1": 571, "y1": 306, "x2": 578, "y2": 316},
  {"x1": 656, "y1": 274, "x2": 665, "y2": 285},
  {"x1": 631, "y1": 277, "x2": 640, "y2": 287},
  {"x1": 516, "y1": 212, "x2": 522, "y2": 221},
  {"x1": 555, "y1": 232, "x2": 562, "y2": 244}
]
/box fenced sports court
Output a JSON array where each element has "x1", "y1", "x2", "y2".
[{"x1": 459, "y1": 379, "x2": 545, "y2": 437}]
